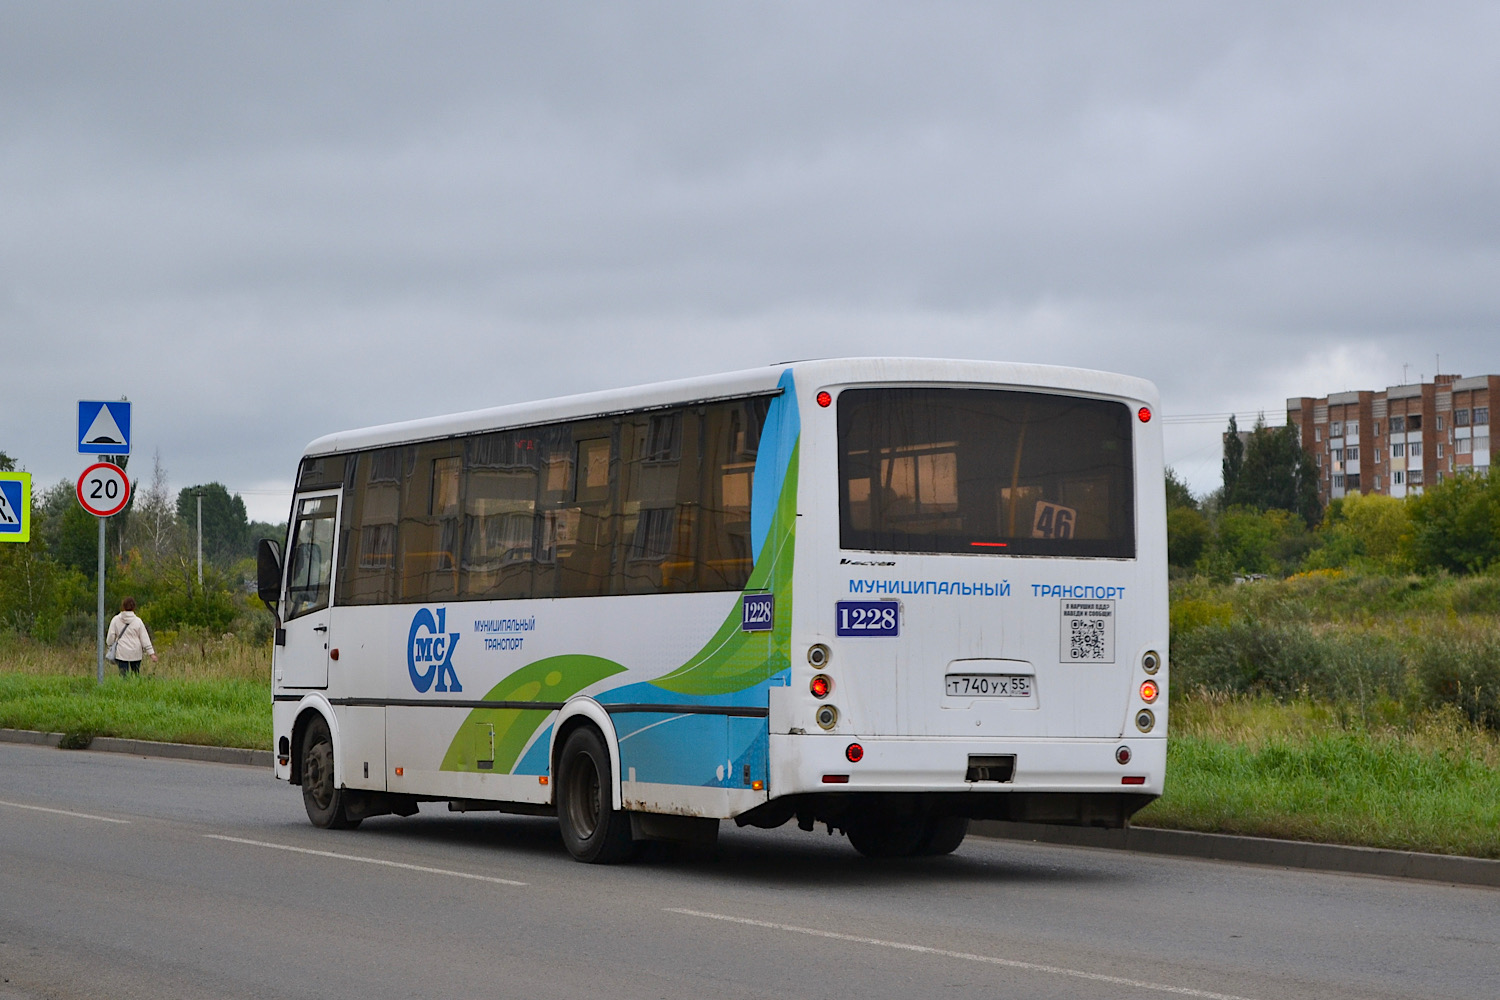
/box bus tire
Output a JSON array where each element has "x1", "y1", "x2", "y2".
[
  {"x1": 846, "y1": 813, "x2": 927, "y2": 858},
  {"x1": 300, "y1": 715, "x2": 361, "y2": 830},
  {"x1": 914, "y1": 816, "x2": 969, "y2": 856},
  {"x1": 556, "y1": 726, "x2": 635, "y2": 864}
]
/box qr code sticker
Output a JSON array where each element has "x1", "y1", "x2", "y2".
[
  {"x1": 1060, "y1": 600, "x2": 1115, "y2": 663},
  {"x1": 1070, "y1": 617, "x2": 1107, "y2": 659}
]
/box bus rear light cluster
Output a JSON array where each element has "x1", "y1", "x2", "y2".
[
  {"x1": 1138, "y1": 406, "x2": 1152, "y2": 423},
  {"x1": 1142, "y1": 650, "x2": 1160, "y2": 675},
  {"x1": 1122, "y1": 775, "x2": 1146, "y2": 785},
  {"x1": 816, "y1": 391, "x2": 833, "y2": 408},
  {"x1": 1139, "y1": 679, "x2": 1159, "y2": 703},
  {"x1": 815, "y1": 705, "x2": 839, "y2": 730},
  {"x1": 1115, "y1": 745, "x2": 1132, "y2": 765},
  {"x1": 845, "y1": 743, "x2": 864, "y2": 763},
  {"x1": 1135, "y1": 709, "x2": 1155, "y2": 733},
  {"x1": 810, "y1": 674, "x2": 832, "y2": 699}
]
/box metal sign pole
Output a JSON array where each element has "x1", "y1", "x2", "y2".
[{"x1": 97, "y1": 514, "x2": 106, "y2": 685}]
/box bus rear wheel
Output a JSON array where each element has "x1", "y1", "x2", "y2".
[
  {"x1": 914, "y1": 816, "x2": 969, "y2": 856},
  {"x1": 848, "y1": 813, "x2": 968, "y2": 858},
  {"x1": 301, "y1": 715, "x2": 361, "y2": 830},
  {"x1": 556, "y1": 726, "x2": 635, "y2": 864}
]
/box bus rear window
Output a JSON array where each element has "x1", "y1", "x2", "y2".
[{"x1": 838, "y1": 387, "x2": 1135, "y2": 558}]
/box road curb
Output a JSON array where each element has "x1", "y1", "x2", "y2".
[
  {"x1": 0, "y1": 728, "x2": 272, "y2": 768},
  {"x1": 971, "y1": 819, "x2": 1500, "y2": 888}
]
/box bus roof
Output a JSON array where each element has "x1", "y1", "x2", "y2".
[{"x1": 301, "y1": 357, "x2": 1158, "y2": 457}]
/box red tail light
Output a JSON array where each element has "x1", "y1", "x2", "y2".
[{"x1": 845, "y1": 743, "x2": 864, "y2": 763}]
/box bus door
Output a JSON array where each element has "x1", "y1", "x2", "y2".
[{"x1": 280, "y1": 491, "x2": 341, "y2": 689}]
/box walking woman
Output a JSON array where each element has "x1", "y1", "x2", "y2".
[{"x1": 106, "y1": 597, "x2": 157, "y2": 677}]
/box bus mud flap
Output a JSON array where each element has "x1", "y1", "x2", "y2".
[{"x1": 630, "y1": 812, "x2": 720, "y2": 846}]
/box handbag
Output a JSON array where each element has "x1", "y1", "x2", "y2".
[{"x1": 107, "y1": 620, "x2": 123, "y2": 663}]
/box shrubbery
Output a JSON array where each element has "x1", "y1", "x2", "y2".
[{"x1": 1171, "y1": 574, "x2": 1500, "y2": 729}]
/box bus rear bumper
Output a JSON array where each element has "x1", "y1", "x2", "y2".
[{"x1": 769, "y1": 733, "x2": 1166, "y2": 798}]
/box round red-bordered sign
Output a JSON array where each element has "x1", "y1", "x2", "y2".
[{"x1": 76, "y1": 462, "x2": 131, "y2": 517}]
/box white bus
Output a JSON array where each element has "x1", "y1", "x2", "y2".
[{"x1": 258, "y1": 358, "x2": 1167, "y2": 862}]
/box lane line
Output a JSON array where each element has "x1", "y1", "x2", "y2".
[
  {"x1": 666, "y1": 908, "x2": 1258, "y2": 1000},
  {"x1": 203, "y1": 834, "x2": 527, "y2": 886},
  {"x1": 0, "y1": 798, "x2": 131, "y2": 824}
]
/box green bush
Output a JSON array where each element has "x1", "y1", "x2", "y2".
[{"x1": 1409, "y1": 625, "x2": 1500, "y2": 729}]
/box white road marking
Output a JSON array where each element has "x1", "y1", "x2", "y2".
[
  {"x1": 0, "y1": 798, "x2": 131, "y2": 824},
  {"x1": 203, "y1": 834, "x2": 527, "y2": 886},
  {"x1": 666, "y1": 908, "x2": 1259, "y2": 1000}
]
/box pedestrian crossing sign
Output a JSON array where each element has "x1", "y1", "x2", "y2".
[
  {"x1": 78, "y1": 399, "x2": 131, "y2": 455},
  {"x1": 0, "y1": 472, "x2": 31, "y2": 543}
]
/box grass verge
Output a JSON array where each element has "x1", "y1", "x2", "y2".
[
  {"x1": 1134, "y1": 695, "x2": 1500, "y2": 859},
  {"x1": 0, "y1": 633, "x2": 271, "y2": 749}
]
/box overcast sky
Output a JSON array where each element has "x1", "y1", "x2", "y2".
[{"x1": 4, "y1": 2, "x2": 1498, "y2": 521}]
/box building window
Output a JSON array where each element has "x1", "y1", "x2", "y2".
[
  {"x1": 1333, "y1": 474, "x2": 1345, "y2": 488},
  {"x1": 1458, "y1": 438, "x2": 1472, "y2": 454},
  {"x1": 1374, "y1": 475, "x2": 1381, "y2": 489},
  {"x1": 1333, "y1": 448, "x2": 1343, "y2": 463},
  {"x1": 1477, "y1": 435, "x2": 1491, "y2": 455},
  {"x1": 1408, "y1": 414, "x2": 1423, "y2": 430},
  {"x1": 1315, "y1": 427, "x2": 1322, "y2": 442},
  {"x1": 1392, "y1": 443, "x2": 1404, "y2": 458},
  {"x1": 1438, "y1": 443, "x2": 1444, "y2": 458},
  {"x1": 1477, "y1": 407, "x2": 1490, "y2": 426},
  {"x1": 1316, "y1": 453, "x2": 1322, "y2": 468},
  {"x1": 1456, "y1": 408, "x2": 1471, "y2": 426},
  {"x1": 1394, "y1": 471, "x2": 1404, "y2": 485},
  {"x1": 1390, "y1": 416, "x2": 1405, "y2": 433},
  {"x1": 1437, "y1": 416, "x2": 1446, "y2": 431},
  {"x1": 1346, "y1": 445, "x2": 1359, "y2": 460},
  {"x1": 1410, "y1": 442, "x2": 1423, "y2": 458},
  {"x1": 1373, "y1": 422, "x2": 1380, "y2": 436},
  {"x1": 1408, "y1": 469, "x2": 1423, "y2": 486},
  {"x1": 1346, "y1": 473, "x2": 1361, "y2": 490},
  {"x1": 1331, "y1": 421, "x2": 1344, "y2": 437}
]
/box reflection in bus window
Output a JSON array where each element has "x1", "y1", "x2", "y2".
[
  {"x1": 838, "y1": 387, "x2": 1134, "y2": 558},
  {"x1": 286, "y1": 501, "x2": 336, "y2": 619}
]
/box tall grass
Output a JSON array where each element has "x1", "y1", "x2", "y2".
[
  {"x1": 0, "y1": 631, "x2": 270, "y2": 748},
  {"x1": 1136, "y1": 695, "x2": 1500, "y2": 858}
]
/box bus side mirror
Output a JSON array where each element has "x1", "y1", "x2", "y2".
[{"x1": 257, "y1": 538, "x2": 283, "y2": 617}]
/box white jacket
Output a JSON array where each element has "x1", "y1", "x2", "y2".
[{"x1": 106, "y1": 611, "x2": 155, "y2": 661}]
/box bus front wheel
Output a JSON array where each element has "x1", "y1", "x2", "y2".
[
  {"x1": 556, "y1": 726, "x2": 635, "y2": 864},
  {"x1": 300, "y1": 715, "x2": 361, "y2": 830}
]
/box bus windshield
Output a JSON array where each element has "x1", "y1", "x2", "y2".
[{"x1": 838, "y1": 386, "x2": 1135, "y2": 558}]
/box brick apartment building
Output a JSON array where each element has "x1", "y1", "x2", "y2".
[{"x1": 1287, "y1": 375, "x2": 1496, "y2": 505}]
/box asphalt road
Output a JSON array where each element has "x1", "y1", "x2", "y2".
[{"x1": 1, "y1": 742, "x2": 1496, "y2": 1000}]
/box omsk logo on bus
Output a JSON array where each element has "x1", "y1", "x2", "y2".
[{"x1": 408, "y1": 607, "x2": 463, "y2": 693}]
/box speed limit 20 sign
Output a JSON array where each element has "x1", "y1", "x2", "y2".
[{"x1": 76, "y1": 462, "x2": 131, "y2": 517}]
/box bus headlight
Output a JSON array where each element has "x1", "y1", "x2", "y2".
[
  {"x1": 815, "y1": 705, "x2": 839, "y2": 730},
  {"x1": 1135, "y1": 709, "x2": 1155, "y2": 733}
]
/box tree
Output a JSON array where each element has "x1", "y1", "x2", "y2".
[
  {"x1": 1165, "y1": 467, "x2": 1198, "y2": 511},
  {"x1": 1221, "y1": 414, "x2": 1243, "y2": 500},
  {"x1": 0, "y1": 451, "x2": 14, "y2": 472},
  {"x1": 176, "y1": 483, "x2": 250, "y2": 567},
  {"x1": 1407, "y1": 467, "x2": 1500, "y2": 574},
  {"x1": 1224, "y1": 417, "x2": 1322, "y2": 527}
]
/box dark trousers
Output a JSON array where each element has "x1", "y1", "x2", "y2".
[{"x1": 117, "y1": 660, "x2": 141, "y2": 677}]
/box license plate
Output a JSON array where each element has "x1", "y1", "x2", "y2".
[{"x1": 945, "y1": 674, "x2": 1032, "y2": 698}]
